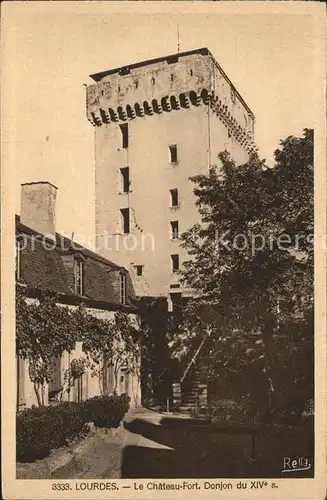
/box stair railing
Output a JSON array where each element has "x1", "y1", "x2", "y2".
[{"x1": 180, "y1": 329, "x2": 211, "y2": 385}]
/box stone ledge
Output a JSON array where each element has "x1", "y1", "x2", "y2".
[{"x1": 16, "y1": 435, "x2": 88, "y2": 479}]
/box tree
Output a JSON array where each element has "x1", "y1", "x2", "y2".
[
  {"x1": 111, "y1": 311, "x2": 140, "y2": 394},
  {"x1": 60, "y1": 357, "x2": 88, "y2": 401},
  {"x1": 178, "y1": 129, "x2": 314, "y2": 420},
  {"x1": 16, "y1": 287, "x2": 141, "y2": 405},
  {"x1": 16, "y1": 287, "x2": 78, "y2": 406},
  {"x1": 80, "y1": 309, "x2": 140, "y2": 396},
  {"x1": 71, "y1": 306, "x2": 116, "y2": 396}
]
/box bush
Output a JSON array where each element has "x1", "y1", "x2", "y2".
[
  {"x1": 16, "y1": 402, "x2": 89, "y2": 463},
  {"x1": 46, "y1": 402, "x2": 89, "y2": 446},
  {"x1": 17, "y1": 394, "x2": 130, "y2": 463},
  {"x1": 208, "y1": 397, "x2": 256, "y2": 424},
  {"x1": 84, "y1": 393, "x2": 130, "y2": 428}
]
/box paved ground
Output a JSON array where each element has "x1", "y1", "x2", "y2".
[
  {"x1": 18, "y1": 408, "x2": 314, "y2": 479},
  {"x1": 52, "y1": 408, "x2": 176, "y2": 479}
]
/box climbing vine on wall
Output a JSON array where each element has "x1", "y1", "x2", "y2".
[
  {"x1": 60, "y1": 357, "x2": 88, "y2": 401},
  {"x1": 111, "y1": 311, "x2": 141, "y2": 392},
  {"x1": 80, "y1": 308, "x2": 140, "y2": 395},
  {"x1": 16, "y1": 286, "x2": 80, "y2": 406},
  {"x1": 16, "y1": 286, "x2": 140, "y2": 406}
]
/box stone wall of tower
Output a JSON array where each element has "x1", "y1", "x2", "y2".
[
  {"x1": 94, "y1": 104, "x2": 209, "y2": 297},
  {"x1": 87, "y1": 49, "x2": 256, "y2": 297}
]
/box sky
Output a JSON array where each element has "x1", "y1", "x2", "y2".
[{"x1": 2, "y1": 2, "x2": 322, "y2": 250}]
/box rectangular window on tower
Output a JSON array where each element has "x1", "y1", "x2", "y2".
[
  {"x1": 170, "y1": 221, "x2": 179, "y2": 239},
  {"x1": 171, "y1": 254, "x2": 180, "y2": 272},
  {"x1": 119, "y1": 124, "x2": 129, "y2": 149},
  {"x1": 170, "y1": 189, "x2": 179, "y2": 207},
  {"x1": 169, "y1": 144, "x2": 178, "y2": 163},
  {"x1": 136, "y1": 265, "x2": 143, "y2": 276},
  {"x1": 120, "y1": 167, "x2": 130, "y2": 193},
  {"x1": 120, "y1": 208, "x2": 130, "y2": 234}
]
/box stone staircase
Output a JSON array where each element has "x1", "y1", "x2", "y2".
[
  {"x1": 172, "y1": 338, "x2": 209, "y2": 412},
  {"x1": 179, "y1": 367, "x2": 208, "y2": 412}
]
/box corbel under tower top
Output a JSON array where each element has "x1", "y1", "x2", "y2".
[{"x1": 86, "y1": 47, "x2": 256, "y2": 155}]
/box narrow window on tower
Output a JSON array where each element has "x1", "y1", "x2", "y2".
[
  {"x1": 136, "y1": 265, "x2": 143, "y2": 276},
  {"x1": 171, "y1": 254, "x2": 179, "y2": 272},
  {"x1": 170, "y1": 221, "x2": 179, "y2": 240},
  {"x1": 119, "y1": 123, "x2": 129, "y2": 149},
  {"x1": 120, "y1": 273, "x2": 126, "y2": 305},
  {"x1": 170, "y1": 188, "x2": 179, "y2": 207},
  {"x1": 120, "y1": 167, "x2": 130, "y2": 193},
  {"x1": 120, "y1": 208, "x2": 130, "y2": 234},
  {"x1": 169, "y1": 144, "x2": 178, "y2": 163}
]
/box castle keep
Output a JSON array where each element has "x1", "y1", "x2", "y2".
[{"x1": 86, "y1": 47, "x2": 256, "y2": 301}]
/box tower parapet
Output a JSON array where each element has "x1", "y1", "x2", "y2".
[{"x1": 86, "y1": 47, "x2": 256, "y2": 155}]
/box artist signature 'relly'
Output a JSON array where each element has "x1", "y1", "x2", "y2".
[{"x1": 281, "y1": 457, "x2": 312, "y2": 473}]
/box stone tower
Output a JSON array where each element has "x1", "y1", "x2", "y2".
[{"x1": 86, "y1": 47, "x2": 256, "y2": 303}]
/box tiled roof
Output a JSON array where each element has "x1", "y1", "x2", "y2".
[
  {"x1": 55, "y1": 232, "x2": 121, "y2": 269},
  {"x1": 83, "y1": 258, "x2": 119, "y2": 302},
  {"x1": 19, "y1": 233, "x2": 70, "y2": 294},
  {"x1": 16, "y1": 216, "x2": 135, "y2": 308},
  {"x1": 16, "y1": 216, "x2": 120, "y2": 269}
]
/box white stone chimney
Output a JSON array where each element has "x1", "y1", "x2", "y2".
[{"x1": 20, "y1": 181, "x2": 58, "y2": 236}]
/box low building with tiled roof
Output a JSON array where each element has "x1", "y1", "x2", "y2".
[{"x1": 16, "y1": 181, "x2": 141, "y2": 409}]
